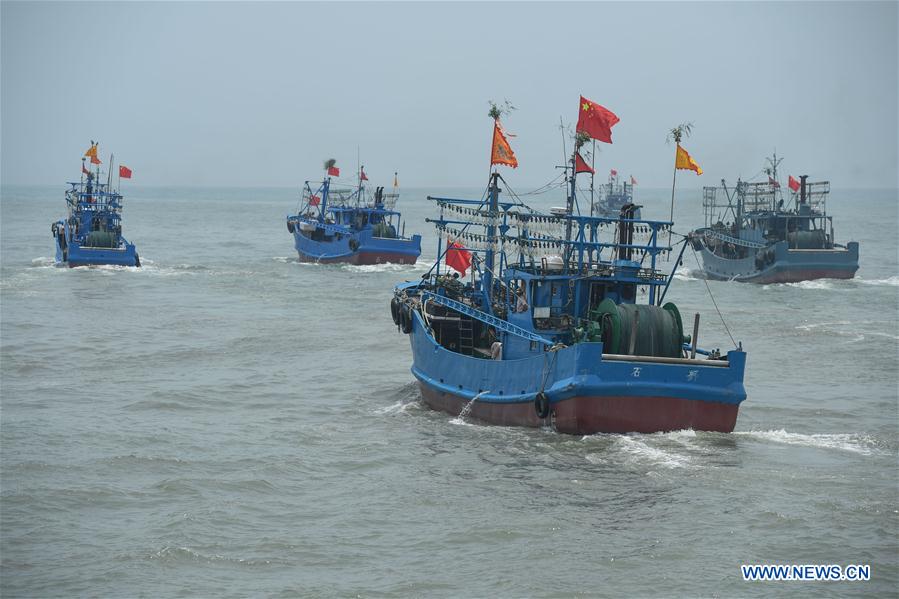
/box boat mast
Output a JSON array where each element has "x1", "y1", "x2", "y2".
[
  {"x1": 319, "y1": 172, "x2": 331, "y2": 223},
  {"x1": 483, "y1": 172, "x2": 500, "y2": 301},
  {"x1": 565, "y1": 152, "x2": 577, "y2": 267},
  {"x1": 766, "y1": 151, "x2": 783, "y2": 210}
]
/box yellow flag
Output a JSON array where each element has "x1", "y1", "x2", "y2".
[
  {"x1": 84, "y1": 142, "x2": 98, "y2": 160},
  {"x1": 675, "y1": 144, "x2": 702, "y2": 175}
]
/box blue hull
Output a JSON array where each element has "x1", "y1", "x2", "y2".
[
  {"x1": 695, "y1": 240, "x2": 859, "y2": 284},
  {"x1": 54, "y1": 238, "x2": 139, "y2": 267},
  {"x1": 405, "y1": 310, "x2": 747, "y2": 434},
  {"x1": 294, "y1": 230, "x2": 421, "y2": 265}
]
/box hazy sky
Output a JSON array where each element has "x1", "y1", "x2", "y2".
[{"x1": 2, "y1": 1, "x2": 896, "y2": 189}]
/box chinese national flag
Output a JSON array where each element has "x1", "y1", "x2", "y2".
[
  {"x1": 82, "y1": 164, "x2": 91, "y2": 176},
  {"x1": 768, "y1": 176, "x2": 780, "y2": 188},
  {"x1": 360, "y1": 167, "x2": 368, "y2": 181},
  {"x1": 576, "y1": 96, "x2": 620, "y2": 144},
  {"x1": 574, "y1": 152, "x2": 594, "y2": 174},
  {"x1": 119, "y1": 165, "x2": 132, "y2": 179},
  {"x1": 788, "y1": 175, "x2": 800, "y2": 192},
  {"x1": 309, "y1": 195, "x2": 321, "y2": 206},
  {"x1": 675, "y1": 144, "x2": 703, "y2": 175},
  {"x1": 610, "y1": 168, "x2": 618, "y2": 176},
  {"x1": 490, "y1": 121, "x2": 518, "y2": 168},
  {"x1": 445, "y1": 240, "x2": 472, "y2": 276},
  {"x1": 328, "y1": 166, "x2": 340, "y2": 177},
  {"x1": 630, "y1": 175, "x2": 638, "y2": 185}
]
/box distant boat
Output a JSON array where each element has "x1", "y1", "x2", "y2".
[
  {"x1": 286, "y1": 163, "x2": 421, "y2": 265},
  {"x1": 390, "y1": 152, "x2": 747, "y2": 434},
  {"x1": 592, "y1": 170, "x2": 636, "y2": 217},
  {"x1": 51, "y1": 145, "x2": 140, "y2": 267},
  {"x1": 689, "y1": 153, "x2": 859, "y2": 283}
]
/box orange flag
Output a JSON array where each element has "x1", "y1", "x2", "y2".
[
  {"x1": 675, "y1": 144, "x2": 702, "y2": 175},
  {"x1": 84, "y1": 141, "x2": 101, "y2": 165},
  {"x1": 490, "y1": 121, "x2": 518, "y2": 168}
]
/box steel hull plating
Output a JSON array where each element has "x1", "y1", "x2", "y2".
[
  {"x1": 293, "y1": 232, "x2": 420, "y2": 265},
  {"x1": 407, "y1": 312, "x2": 747, "y2": 435},
  {"x1": 418, "y1": 385, "x2": 739, "y2": 434},
  {"x1": 55, "y1": 239, "x2": 139, "y2": 267},
  {"x1": 297, "y1": 250, "x2": 418, "y2": 265},
  {"x1": 695, "y1": 240, "x2": 858, "y2": 284}
]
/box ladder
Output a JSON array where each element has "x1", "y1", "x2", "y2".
[{"x1": 458, "y1": 317, "x2": 474, "y2": 356}]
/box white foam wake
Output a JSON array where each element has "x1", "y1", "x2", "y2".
[
  {"x1": 673, "y1": 266, "x2": 702, "y2": 281},
  {"x1": 765, "y1": 279, "x2": 835, "y2": 290},
  {"x1": 857, "y1": 275, "x2": 899, "y2": 287},
  {"x1": 341, "y1": 262, "x2": 428, "y2": 274},
  {"x1": 735, "y1": 429, "x2": 878, "y2": 455}
]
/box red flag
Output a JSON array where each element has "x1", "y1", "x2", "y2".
[
  {"x1": 119, "y1": 165, "x2": 132, "y2": 179},
  {"x1": 768, "y1": 176, "x2": 780, "y2": 188},
  {"x1": 574, "y1": 152, "x2": 594, "y2": 174},
  {"x1": 309, "y1": 195, "x2": 321, "y2": 206},
  {"x1": 328, "y1": 166, "x2": 340, "y2": 177},
  {"x1": 360, "y1": 167, "x2": 368, "y2": 181},
  {"x1": 90, "y1": 154, "x2": 101, "y2": 165},
  {"x1": 610, "y1": 168, "x2": 618, "y2": 177},
  {"x1": 576, "y1": 96, "x2": 620, "y2": 144},
  {"x1": 630, "y1": 175, "x2": 638, "y2": 185},
  {"x1": 788, "y1": 175, "x2": 800, "y2": 192},
  {"x1": 445, "y1": 240, "x2": 472, "y2": 276},
  {"x1": 82, "y1": 165, "x2": 90, "y2": 176}
]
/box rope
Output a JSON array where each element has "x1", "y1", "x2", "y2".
[{"x1": 689, "y1": 242, "x2": 738, "y2": 349}]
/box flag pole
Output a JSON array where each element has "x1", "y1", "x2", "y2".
[
  {"x1": 668, "y1": 148, "x2": 678, "y2": 251},
  {"x1": 488, "y1": 120, "x2": 497, "y2": 183},
  {"x1": 589, "y1": 139, "x2": 596, "y2": 218}
]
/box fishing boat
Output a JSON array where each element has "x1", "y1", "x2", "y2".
[
  {"x1": 689, "y1": 154, "x2": 859, "y2": 283},
  {"x1": 286, "y1": 161, "x2": 421, "y2": 265},
  {"x1": 592, "y1": 170, "x2": 636, "y2": 216},
  {"x1": 389, "y1": 111, "x2": 747, "y2": 434},
  {"x1": 51, "y1": 144, "x2": 140, "y2": 267}
]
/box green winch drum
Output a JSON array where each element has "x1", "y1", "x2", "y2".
[
  {"x1": 591, "y1": 298, "x2": 684, "y2": 358},
  {"x1": 85, "y1": 230, "x2": 117, "y2": 248},
  {"x1": 787, "y1": 230, "x2": 826, "y2": 249}
]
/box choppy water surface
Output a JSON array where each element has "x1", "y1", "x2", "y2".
[{"x1": 2, "y1": 184, "x2": 897, "y2": 597}]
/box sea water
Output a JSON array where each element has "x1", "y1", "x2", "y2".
[{"x1": 1, "y1": 184, "x2": 897, "y2": 597}]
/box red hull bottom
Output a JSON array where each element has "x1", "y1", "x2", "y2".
[
  {"x1": 297, "y1": 251, "x2": 418, "y2": 265},
  {"x1": 419, "y1": 384, "x2": 739, "y2": 434}
]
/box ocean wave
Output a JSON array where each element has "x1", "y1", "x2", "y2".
[
  {"x1": 149, "y1": 546, "x2": 289, "y2": 567},
  {"x1": 585, "y1": 434, "x2": 692, "y2": 469},
  {"x1": 341, "y1": 262, "x2": 429, "y2": 274},
  {"x1": 673, "y1": 266, "x2": 702, "y2": 281},
  {"x1": 857, "y1": 275, "x2": 899, "y2": 287},
  {"x1": 765, "y1": 279, "x2": 835, "y2": 291},
  {"x1": 373, "y1": 400, "x2": 419, "y2": 416},
  {"x1": 735, "y1": 429, "x2": 879, "y2": 455},
  {"x1": 794, "y1": 320, "x2": 864, "y2": 343},
  {"x1": 29, "y1": 256, "x2": 58, "y2": 268}
]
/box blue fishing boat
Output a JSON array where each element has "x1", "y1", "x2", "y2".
[
  {"x1": 592, "y1": 169, "x2": 635, "y2": 216},
  {"x1": 689, "y1": 154, "x2": 859, "y2": 283},
  {"x1": 286, "y1": 161, "x2": 421, "y2": 265},
  {"x1": 390, "y1": 154, "x2": 747, "y2": 434},
  {"x1": 51, "y1": 144, "x2": 140, "y2": 267}
]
